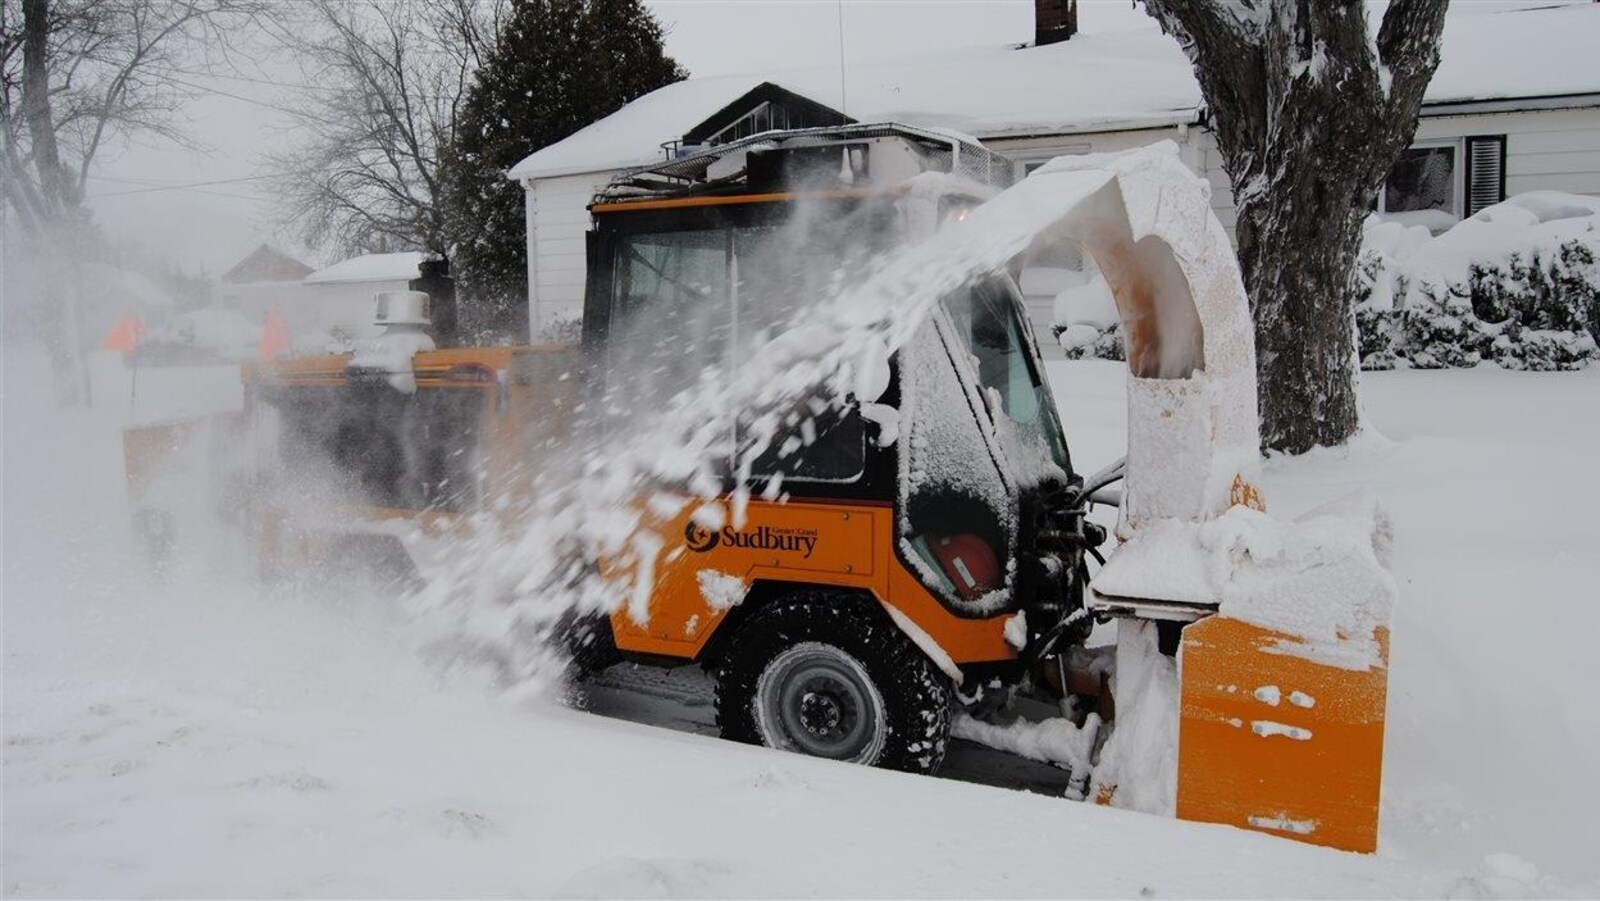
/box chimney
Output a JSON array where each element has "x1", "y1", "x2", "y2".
[{"x1": 1035, "y1": 0, "x2": 1077, "y2": 46}]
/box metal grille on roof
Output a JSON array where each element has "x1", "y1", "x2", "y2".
[{"x1": 593, "y1": 123, "x2": 1016, "y2": 205}]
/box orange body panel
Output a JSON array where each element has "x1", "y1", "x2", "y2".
[
  {"x1": 1176, "y1": 615, "x2": 1390, "y2": 853},
  {"x1": 244, "y1": 345, "x2": 580, "y2": 561},
  {"x1": 246, "y1": 345, "x2": 1012, "y2": 670},
  {"x1": 610, "y1": 497, "x2": 1015, "y2": 665},
  {"x1": 246, "y1": 345, "x2": 571, "y2": 383},
  {"x1": 589, "y1": 186, "x2": 899, "y2": 215}
]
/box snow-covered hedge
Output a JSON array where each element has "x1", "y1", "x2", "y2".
[
  {"x1": 1051, "y1": 192, "x2": 1600, "y2": 372},
  {"x1": 1050, "y1": 269, "x2": 1125, "y2": 362},
  {"x1": 1355, "y1": 192, "x2": 1600, "y2": 371}
]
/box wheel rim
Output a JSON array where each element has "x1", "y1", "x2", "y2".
[{"x1": 754, "y1": 642, "x2": 887, "y2": 763}]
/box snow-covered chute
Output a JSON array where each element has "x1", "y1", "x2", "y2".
[{"x1": 1014, "y1": 146, "x2": 1394, "y2": 853}]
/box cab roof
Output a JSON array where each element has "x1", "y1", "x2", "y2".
[{"x1": 589, "y1": 123, "x2": 1015, "y2": 211}]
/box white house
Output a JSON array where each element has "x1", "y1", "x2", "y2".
[
  {"x1": 302, "y1": 251, "x2": 426, "y2": 342},
  {"x1": 217, "y1": 244, "x2": 316, "y2": 327},
  {"x1": 509, "y1": 1, "x2": 1600, "y2": 341}
]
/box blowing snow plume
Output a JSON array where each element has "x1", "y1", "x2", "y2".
[{"x1": 406, "y1": 141, "x2": 1243, "y2": 696}]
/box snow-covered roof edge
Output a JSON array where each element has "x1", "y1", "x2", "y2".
[
  {"x1": 304, "y1": 252, "x2": 426, "y2": 285},
  {"x1": 507, "y1": 4, "x2": 1600, "y2": 183}
]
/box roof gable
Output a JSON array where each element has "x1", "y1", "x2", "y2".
[
  {"x1": 680, "y1": 82, "x2": 852, "y2": 147},
  {"x1": 508, "y1": 3, "x2": 1600, "y2": 182},
  {"x1": 223, "y1": 244, "x2": 313, "y2": 284},
  {"x1": 304, "y1": 252, "x2": 425, "y2": 285}
]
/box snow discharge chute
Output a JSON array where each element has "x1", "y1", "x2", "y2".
[{"x1": 177, "y1": 130, "x2": 1392, "y2": 853}]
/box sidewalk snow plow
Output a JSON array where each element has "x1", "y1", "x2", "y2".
[{"x1": 225, "y1": 125, "x2": 1394, "y2": 852}]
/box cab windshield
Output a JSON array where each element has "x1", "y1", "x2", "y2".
[{"x1": 941, "y1": 277, "x2": 1071, "y2": 474}]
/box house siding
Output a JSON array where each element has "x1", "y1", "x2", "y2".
[
  {"x1": 522, "y1": 105, "x2": 1600, "y2": 346},
  {"x1": 528, "y1": 171, "x2": 618, "y2": 336},
  {"x1": 1413, "y1": 106, "x2": 1600, "y2": 197}
]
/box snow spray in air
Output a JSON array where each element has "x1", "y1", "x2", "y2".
[{"x1": 401, "y1": 154, "x2": 1166, "y2": 695}]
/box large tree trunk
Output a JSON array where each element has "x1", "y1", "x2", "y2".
[
  {"x1": 1142, "y1": 0, "x2": 1449, "y2": 454},
  {"x1": 1238, "y1": 186, "x2": 1366, "y2": 454},
  {"x1": 21, "y1": 0, "x2": 90, "y2": 405}
]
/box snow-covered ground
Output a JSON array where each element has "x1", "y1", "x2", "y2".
[{"x1": 4, "y1": 349, "x2": 1598, "y2": 897}]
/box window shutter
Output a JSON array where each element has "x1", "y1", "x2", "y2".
[{"x1": 1465, "y1": 135, "x2": 1506, "y2": 215}]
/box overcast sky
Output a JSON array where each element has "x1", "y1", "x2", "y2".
[
  {"x1": 80, "y1": 1, "x2": 1159, "y2": 276},
  {"x1": 77, "y1": 0, "x2": 1568, "y2": 278}
]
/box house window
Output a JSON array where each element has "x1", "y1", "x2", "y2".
[
  {"x1": 1012, "y1": 143, "x2": 1091, "y2": 180},
  {"x1": 1377, "y1": 135, "x2": 1506, "y2": 227},
  {"x1": 704, "y1": 101, "x2": 796, "y2": 146},
  {"x1": 1383, "y1": 144, "x2": 1458, "y2": 216}
]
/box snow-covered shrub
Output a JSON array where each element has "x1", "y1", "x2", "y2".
[
  {"x1": 536, "y1": 313, "x2": 582, "y2": 344},
  {"x1": 1051, "y1": 267, "x2": 1123, "y2": 361},
  {"x1": 1356, "y1": 192, "x2": 1600, "y2": 371},
  {"x1": 1353, "y1": 253, "x2": 1401, "y2": 370},
  {"x1": 1056, "y1": 321, "x2": 1124, "y2": 361}
]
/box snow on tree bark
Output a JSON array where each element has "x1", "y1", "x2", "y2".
[{"x1": 1140, "y1": 0, "x2": 1449, "y2": 453}]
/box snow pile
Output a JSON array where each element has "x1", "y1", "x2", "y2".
[
  {"x1": 1090, "y1": 622, "x2": 1179, "y2": 816},
  {"x1": 13, "y1": 351, "x2": 1600, "y2": 894},
  {"x1": 954, "y1": 625, "x2": 1178, "y2": 816},
  {"x1": 1093, "y1": 490, "x2": 1395, "y2": 671},
  {"x1": 952, "y1": 710, "x2": 1100, "y2": 784},
  {"x1": 1356, "y1": 192, "x2": 1600, "y2": 371}
]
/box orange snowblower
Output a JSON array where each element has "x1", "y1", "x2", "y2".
[{"x1": 216, "y1": 125, "x2": 1394, "y2": 852}]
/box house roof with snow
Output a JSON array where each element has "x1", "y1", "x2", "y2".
[
  {"x1": 510, "y1": 2, "x2": 1600, "y2": 181},
  {"x1": 304, "y1": 252, "x2": 425, "y2": 286},
  {"x1": 222, "y1": 244, "x2": 313, "y2": 285}
]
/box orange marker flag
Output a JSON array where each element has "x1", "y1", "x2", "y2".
[
  {"x1": 259, "y1": 307, "x2": 291, "y2": 360},
  {"x1": 102, "y1": 313, "x2": 147, "y2": 352}
]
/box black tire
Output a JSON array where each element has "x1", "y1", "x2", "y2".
[
  {"x1": 713, "y1": 594, "x2": 953, "y2": 774},
  {"x1": 556, "y1": 610, "x2": 620, "y2": 681}
]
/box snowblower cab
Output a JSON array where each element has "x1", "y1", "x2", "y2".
[
  {"x1": 227, "y1": 123, "x2": 1394, "y2": 857},
  {"x1": 578, "y1": 125, "x2": 1105, "y2": 771},
  {"x1": 582, "y1": 126, "x2": 1396, "y2": 854}
]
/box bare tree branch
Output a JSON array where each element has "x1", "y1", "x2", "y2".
[
  {"x1": 265, "y1": 0, "x2": 503, "y2": 258},
  {"x1": 1, "y1": 0, "x2": 269, "y2": 234}
]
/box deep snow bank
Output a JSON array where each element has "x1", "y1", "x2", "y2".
[
  {"x1": 7, "y1": 352, "x2": 1598, "y2": 896},
  {"x1": 1357, "y1": 192, "x2": 1600, "y2": 371},
  {"x1": 1094, "y1": 492, "x2": 1396, "y2": 671},
  {"x1": 1052, "y1": 359, "x2": 1600, "y2": 891}
]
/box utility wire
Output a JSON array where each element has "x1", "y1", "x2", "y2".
[
  {"x1": 166, "y1": 66, "x2": 347, "y2": 95},
  {"x1": 88, "y1": 174, "x2": 275, "y2": 198},
  {"x1": 158, "y1": 73, "x2": 342, "y2": 124}
]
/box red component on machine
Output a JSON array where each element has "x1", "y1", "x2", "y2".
[{"x1": 931, "y1": 534, "x2": 1000, "y2": 601}]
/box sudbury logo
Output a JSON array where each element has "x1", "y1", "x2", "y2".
[
  {"x1": 684, "y1": 521, "x2": 819, "y2": 558},
  {"x1": 684, "y1": 521, "x2": 721, "y2": 552}
]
